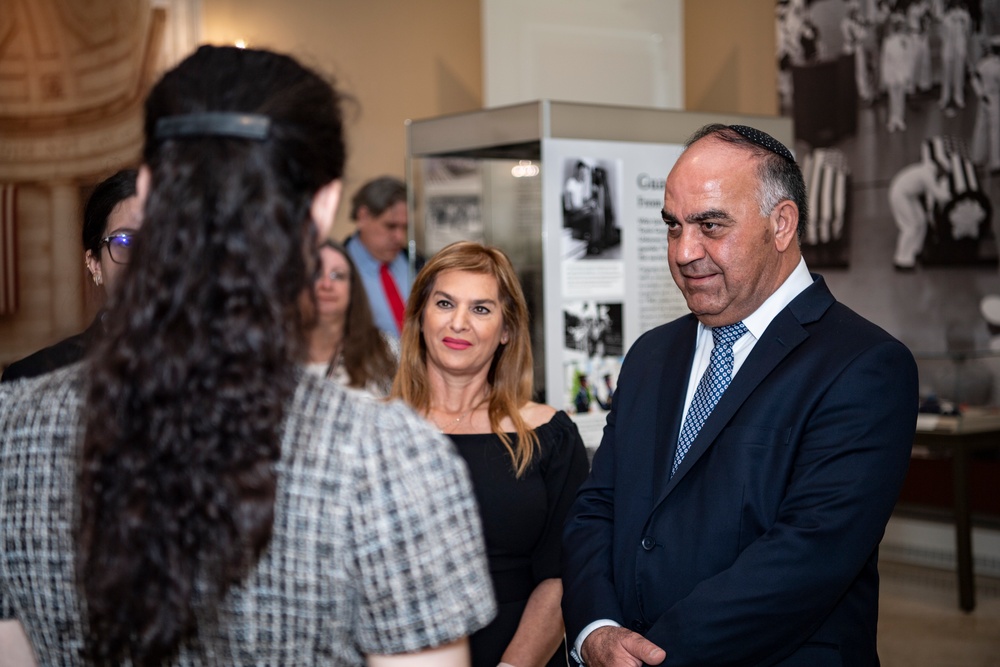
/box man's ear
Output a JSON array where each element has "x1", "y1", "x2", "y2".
[
  {"x1": 311, "y1": 179, "x2": 343, "y2": 240},
  {"x1": 771, "y1": 200, "x2": 799, "y2": 251},
  {"x1": 354, "y1": 204, "x2": 372, "y2": 225}
]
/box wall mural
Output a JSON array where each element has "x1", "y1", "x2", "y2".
[{"x1": 777, "y1": 0, "x2": 1000, "y2": 407}]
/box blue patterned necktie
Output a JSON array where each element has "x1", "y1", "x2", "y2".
[{"x1": 672, "y1": 321, "x2": 748, "y2": 477}]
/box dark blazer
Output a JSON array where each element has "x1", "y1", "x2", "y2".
[
  {"x1": 1, "y1": 315, "x2": 102, "y2": 383},
  {"x1": 562, "y1": 276, "x2": 918, "y2": 666}
]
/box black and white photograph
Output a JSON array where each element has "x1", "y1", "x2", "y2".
[
  {"x1": 421, "y1": 157, "x2": 486, "y2": 252},
  {"x1": 777, "y1": 0, "x2": 1000, "y2": 380},
  {"x1": 562, "y1": 300, "x2": 623, "y2": 409},
  {"x1": 563, "y1": 300, "x2": 624, "y2": 359},
  {"x1": 560, "y1": 157, "x2": 622, "y2": 260},
  {"x1": 426, "y1": 195, "x2": 483, "y2": 235}
]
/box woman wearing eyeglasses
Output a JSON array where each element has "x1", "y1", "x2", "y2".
[
  {"x1": 304, "y1": 240, "x2": 397, "y2": 397},
  {"x1": 83, "y1": 169, "x2": 141, "y2": 296},
  {"x1": 1, "y1": 169, "x2": 140, "y2": 382}
]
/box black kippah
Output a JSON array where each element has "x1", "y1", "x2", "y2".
[{"x1": 728, "y1": 124, "x2": 796, "y2": 164}]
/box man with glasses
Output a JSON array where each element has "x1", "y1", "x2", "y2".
[{"x1": 2, "y1": 169, "x2": 140, "y2": 381}]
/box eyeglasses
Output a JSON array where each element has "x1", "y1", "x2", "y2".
[
  {"x1": 323, "y1": 270, "x2": 350, "y2": 282},
  {"x1": 100, "y1": 231, "x2": 137, "y2": 265}
]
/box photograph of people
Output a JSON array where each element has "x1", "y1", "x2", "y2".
[
  {"x1": 773, "y1": 0, "x2": 1000, "y2": 355},
  {"x1": 972, "y1": 35, "x2": 1000, "y2": 174},
  {"x1": 564, "y1": 301, "x2": 623, "y2": 360},
  {"x1": 563, "y1": 300, "x2": 624, "y2": 424},
  {"x1": 561, "y1": 158, "x2": 621, "y2": 259},
  {"x1": 888, "y1": 156, "x2": 951, "y2": 270},
  {"x1": 572, "y1": 372, "x2": 593, "y2": 414},
  {"x1": 880, "y1": 12, "x2": 913, "y2": 133},
  {"x1": 392, "y1": 240, "x2": 589, "y2": 667}
]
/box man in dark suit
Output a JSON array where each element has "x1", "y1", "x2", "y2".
[{"x1": 562, "y1": 124, "x2": 917, "y2": 666}]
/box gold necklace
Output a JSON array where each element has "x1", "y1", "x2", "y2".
[
  {"x1": 430, "y1": 396, "x2": 485, "y2": 434},
  {"x1": 432, "y1": 407, "x2": 474, "y2": 433}
]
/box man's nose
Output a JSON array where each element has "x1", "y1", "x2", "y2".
[{"x1": 670, "y1": 226, "x2": 704, "y2": 263}]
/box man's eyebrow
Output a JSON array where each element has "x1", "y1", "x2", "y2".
[
  {"x1": 689, "y1": 208, "x2": 733, "y2": 223},
  {"x1": 660, "y1": 208, "x2": 734, "y2": 224}
]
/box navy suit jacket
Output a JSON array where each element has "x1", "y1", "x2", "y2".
[{"x1": 562, "y1": 276, "x2": 917, "y2": 666}]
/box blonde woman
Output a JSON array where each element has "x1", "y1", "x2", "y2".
[{"x1": 393, "y1": 241, "x2": 589, "y2": 667}]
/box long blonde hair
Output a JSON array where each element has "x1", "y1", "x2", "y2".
[{"x1": 391, "y1": 241, "x2": 539, "y2": 476}]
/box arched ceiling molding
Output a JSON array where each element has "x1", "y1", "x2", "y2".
[{"x1": 0, "y1": 0, "x2": 166, "y2": 183}]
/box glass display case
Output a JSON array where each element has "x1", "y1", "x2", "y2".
[{"x1": 405, "y1": 101, "x2": 793, "y2": 446}]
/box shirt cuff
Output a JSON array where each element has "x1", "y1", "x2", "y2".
[{"x1": 572, "y1": 619, "x2": 622, "y2": 665}]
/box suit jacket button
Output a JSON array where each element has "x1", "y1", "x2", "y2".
[
  {"x1": 640, "y1": 536, "x2": 655, "y2": 550},
  {"x1": 631, "y1": 619, "x2": 648, "y2": 632}
]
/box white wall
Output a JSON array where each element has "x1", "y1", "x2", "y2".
[{"x1": 482, "y1": 0, "x2": 683, "y2": 109}]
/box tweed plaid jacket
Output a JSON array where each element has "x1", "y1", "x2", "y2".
[{"x1": 0, "y1": 366, "x2": 495, "y2": 665}]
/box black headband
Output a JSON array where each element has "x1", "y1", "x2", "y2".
[
  {"x1": 154, "y1": 112, "x2": 271, "y2": 141},
  {"x1": 728, "y1": 124, "x2": 795, "y2": 164}
]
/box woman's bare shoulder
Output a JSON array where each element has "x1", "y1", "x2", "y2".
[{"x1": 519, "y1": 400, "x2": 557, "y2": 429}]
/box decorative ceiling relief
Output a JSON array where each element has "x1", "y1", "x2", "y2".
[{"x1": 0, "y1": 0, "x2": 165, "y2": 181}]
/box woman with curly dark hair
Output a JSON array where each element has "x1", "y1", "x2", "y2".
[
  {"x1": 304, "y1": 240, "x2": 397, "y2": 397},
  {"x1": 0, "y1": 46, "x2": 494, "y2": 666}
]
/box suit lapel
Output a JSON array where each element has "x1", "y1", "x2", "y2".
[
  {"x1": 654, "y1": 276, "x2": 835, "y2": 503},
  {"x1": 651, "y1": 316, "x2": 699, "y2": 500}
]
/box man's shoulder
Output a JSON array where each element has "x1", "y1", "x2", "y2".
[
  {"x1": 343, "y1": 234, "x2": 361, "y2": 257},
  {"x1": 343, "y1": 235, "x2": 378, "y2": 275},
  {"x1": 786, "y1": 298, "x2": 913, "y2": 377},
  {"x1": 787, "y1": 279, "x2": 905, "y2": 347},
  {"x1": 621, "y1": 315, "x2": 696, "y2": 367},
  {"x1": 820, "y1": 300, "x2": 905, "y2": 346}
]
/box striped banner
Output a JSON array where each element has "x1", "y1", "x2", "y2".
[
  {"x1": 0, "y1": 184, "x2": 17, "y2": 316},
  {"x1": 919, "y1": 135, "x2": 993, "y2": 249},
  {"x1": 920, "y1": 135, "x2": 982, "y2": 197},
  {"x1": 802, "y1": 148, "x2": 849, "y2": 247}
]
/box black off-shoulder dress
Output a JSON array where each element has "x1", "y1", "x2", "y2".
[{"x1": 448, "y1": 410, "x2": 590, "y2": 667}]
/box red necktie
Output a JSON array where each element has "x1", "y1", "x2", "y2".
[{"x1": 380, "y1": 263, "x2": 406, "y2": 332}]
